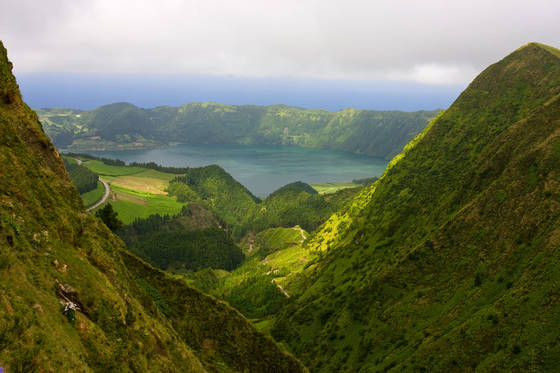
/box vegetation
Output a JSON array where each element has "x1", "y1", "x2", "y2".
[
  {"x1": 70, "y1": 159, "x2": 186, "y2": 224},
  {"x1": 80, "y1": 159, "x2": 145, "y2": 176},
  {"x1": 100, "y1": 184, "x2": 185, "y2": 224},
  {"x1": 183, "y1": 226, "x2": 313, "y2": 319},
  {"x1": 80, "y1": 180, "x2": 106, "y2": 207},
  {"x1": 166, "y1": 172, "x2": 361, "y2": 241},
  {"x1": 130, "y1": 229, "x2": 244, "y2": 271},
  {"x1": 118, "y1": 205, "x2": 244, "y2": 272},
  {"x1": 351, "y1": 176, "x2": 379, "y2": 185},
  {"x1": 60, "y1": 153, "x2": 359, "y2": 290},
  {"x1": 95, "y1": 203, "x2": 123, "y2": 231},
  {"x1": 311, "y1": 181, "x2": 361, "y2": 194},
  {"x1": 270, "y1": 42, "x2": 560, "y2": 372},
  {"x1": 168, "y1": 165, "x2": 260, "y2": 238},
  {"x1": 62, "y1": 157, "x2": 99, "y2": 193},
  {"x1": 245, "y1": 182, "x2": 359, "y2": 234},
  {"x1": 0, "y1": 40, "x2": 305, "y2": 372},
  {"x1": 105, "y1": 170, "x2": 359, "y2": 322},
  {"x1": 39, "y1": 104, "x2": 439, "y2": 160},
  {"x1": 8, "y1": 35, "x2": 560, "y2": 373}
]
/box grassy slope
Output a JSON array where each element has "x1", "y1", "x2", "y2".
[
  {"x1": 171, "y1": 165, "x2": 260, "y2": 229},
  {"x1": 82, "y1": 159, "x2": 145, "y2": 176},
  {"x1": 272, "y1": 43, "x2": 560, "y2": 372},
  {"x1": 0, "y1": 41, "x2": 306, "y2": 373},
  {"x1": 102, "y1": 184, "x2": 184, "y2": 224},
  {"x1": 245, "y1": 182, "x2": 362, "y2": 235},
  {"x1": 311, "y1": 182, "x2": 361, "y2": 194},
  {"x1": 192, "y1": 226, "x2": 313, "y2": 320},
  {"x1": 81, "y1": 180, "x2": 105, "y2": 207}
]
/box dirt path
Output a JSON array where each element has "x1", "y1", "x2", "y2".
[
  {"x1": 87, "y1": 178, "x2": 110, "y2": 212},
  {"x1": 272, "y1": 279, "x2": 290, "y2": 298},
  {"x1": 292, "y1": 226, "x2": 307, "y2": 242}
]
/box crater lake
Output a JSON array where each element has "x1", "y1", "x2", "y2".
[{"x1": 83, "y1": 144, "x2": 388, "y2": 197}]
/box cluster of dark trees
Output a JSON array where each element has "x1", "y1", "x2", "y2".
[
  {"x1": 63, "y1": 158, "x2": 99, "y2": 194},
  {"x1": 117, "y1": 211, "x2": 244, "y2": 272}
]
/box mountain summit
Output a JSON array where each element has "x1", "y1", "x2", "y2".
[
  {"x1": 272, "y1": 42, "x2": 560, "y2": 371},
  {"x1": 0, "y1": 41, "x2": 306, "y2": 372}
]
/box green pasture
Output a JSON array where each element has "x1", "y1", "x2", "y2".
[
  {"x1": 311, "y1": 181, "x2": 360, "y2": 194},
  {"x1": 94, "y1": 184, "x2": 184, "y2": 224}
]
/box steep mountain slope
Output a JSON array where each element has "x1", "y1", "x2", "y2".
[
  {"x1": 0, "y1": 41, "x2": 306, "y2": 372},
  {"x1": 272, "y1": 42, "x2": 560, "y2": 372},
  {"x1": 38, "y1": 103, "x2": 438, "y2": 160}
]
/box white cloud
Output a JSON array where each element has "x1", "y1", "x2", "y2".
[
  {"x1": 385, "y1": 64, "x2": 479, "y2": 85},
  {"x1": 1, "y1": 0, "x2": 559, "y2": 84}
]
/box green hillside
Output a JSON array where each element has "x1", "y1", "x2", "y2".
[
  {"x1": 183, "y1": 226, "x2": 312, "y2": 320},
  {"x1": 0, "y1": 41, "x2": 306, "y2": 372},
  {"x1": 37, "y1": 103, "x2": 439, "y2": 160},
  {"x1": 169, "y1": 165, "x2": 260, "y2": 231},
  {"x1": 246, "y1": 181, "x2": 361, "y2": 234},
  {"x1": 271, "y1": 42, "x2": 560, "y2": 372},
  {"x1": 118, "y1": 205, "x2": 245, "y2": 272}
]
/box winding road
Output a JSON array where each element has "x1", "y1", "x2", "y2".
[
  {"x1": 87, "y1": 178, "x2": 110, "y2": 212},
  {"x1": 74, "y1": 158, "x2": 110, "y2": 212}
]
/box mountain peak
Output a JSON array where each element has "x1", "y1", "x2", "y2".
[
  {"x1": 516, "y1": 41, "x2": 560, "y2": 59},
  {"x1": 0, "y1": 41, "x2": 23, "y2": 106},
  {"x1": 274, "y1": 43, "x2": 560, "y2": 371}
]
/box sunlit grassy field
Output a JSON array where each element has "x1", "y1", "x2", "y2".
[
  {"x1": 94, "y1": 184, "x2": 184, "y2": 224},
  {"x1": 82, "y1": 160, "x2": 145, "y2": 176},
  {"x1": 311, "y1": 181, "x2": 360, "y2": 194},
  {"x1": 220, "y1": 226, "x2": 312, "y2": 293},
  {"x1": 83, "y1": 160, "x2": 181, "y2": 193},
  {"x1": 103, "y1": 169, "x2": 179, "y2": 194}
]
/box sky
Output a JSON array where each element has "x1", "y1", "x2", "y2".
[{"x1": 1, "y1": 0, "x2": 559, "y2": 110}]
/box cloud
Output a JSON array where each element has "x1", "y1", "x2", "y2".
[
  {"x1": 385, "y1": 64, "x2": 478, "y2": 85},
  {"x1": 1, "y1": 0, "x2": 559, "y2": 84}
]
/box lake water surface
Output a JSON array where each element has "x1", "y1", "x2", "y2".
[{"x1": 85, "y1": 144, "x2": 387, "y2": 197}]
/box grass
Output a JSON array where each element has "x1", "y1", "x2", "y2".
[
  {"x1": 81, "y1": 160, "x2": 186, "y2": 222},
  {"x1": 62, "y1": 156, "x2": 78, "y2": 165},
  {"x1": 253, "y1": 318, "x2": 274, "y2": 333},
  {"x1": 204, "y1": 226, "x2": 315, "y2": 319},
  {"x1": 243, "y1": 227, "x2": 305, "y2": 256},
  {"x1": 262, "y1": 243, "x2": 313, "y2": 289},
  {"x1": 82, "y1": 160, "x2": 145, "y2": 176},
  {"x1": 103, "y1": 169, "x2": 180, "y2": 195},
  {"x1": 96, "y1": 185, "x2": 184, "y2": 224},
  {"x1": 311, "y1": 182, "x2": 360, "y2": 194},
  {"x1": 81, "y1": 181, "x2": 106, "y2": 207},
  {"x1": 271, "y1": 42, "x2": 560, "y2": 372}
]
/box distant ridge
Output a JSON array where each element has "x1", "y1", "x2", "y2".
[{"x1": 37, "y1": 102, "x2": 439, "y2": 160}]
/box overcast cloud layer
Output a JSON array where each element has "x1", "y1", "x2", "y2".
[{"x1": 1, "y1": 0, "x2": 559, "y2": 85}]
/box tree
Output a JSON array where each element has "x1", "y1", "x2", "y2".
[{"x1": 95, "y1": 203, "x2": 123, "y2": 231}]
